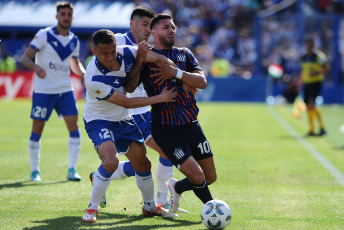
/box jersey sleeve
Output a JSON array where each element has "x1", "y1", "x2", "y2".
[
  {"x1": 115, "y1": 34, "x2": 126, "y2": 46},
  {"x1": 30, "y1": 29, "x2": 46, "y2": 51},
  {"x1": 72, "y1": 36, "x2": 80, "y2": 58},
  {"x1": 86, "y1": 77, "x2": 115, "y2": 100},
  {"x1": 184, "y1": 47, "x2": 202, "y2": 72}
]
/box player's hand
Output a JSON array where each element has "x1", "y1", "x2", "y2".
[
  {"x1": 150, "y1": 60, "x2": 178, "y2": 85},
  {"x1": 34, "y1": 65, "x2": 47, "y2": 78},
  {"x1": 137, "y1": 41, "x2": 152, "y2": 63},
  {"x1": 182, "y1": 82, "x2": 198, "y2": 98},
  {"x1": 160, "y1": 87, "x2": 177, "y2": 102}
]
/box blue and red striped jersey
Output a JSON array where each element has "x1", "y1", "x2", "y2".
[{"x1": 140, "y1": 47, "x2": 202, "y2": 125}]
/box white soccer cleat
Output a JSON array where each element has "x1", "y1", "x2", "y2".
[
  {"x1": 142, "y1": 204, "x2": 179, "y2": 218},
  {"x1": 82, "y1": 209, "x2": 98, "y2": 222},
  {"x1": 167, "y1": 178, "x2": 182, "y2": 213},
  {"x1": 162, "y1": 199, "x2": 189, "y2": 214}
]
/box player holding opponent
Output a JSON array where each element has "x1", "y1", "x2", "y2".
[
  {"x1": 82, "y1": 29, "x2": 178, "y2": 222},
  {"x1": 89, "y1": 6, "x2": 188, "y2": 213},
  {"x1": 21, "y1": 1, "x2": 85, "y2": 182},
  {"x1": 125, "y1": 13, "x2": 217, "y2": 213}
]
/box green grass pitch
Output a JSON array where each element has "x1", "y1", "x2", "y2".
[{"x1": 1, "y1": 99, "x2": 344, "y2": 229}]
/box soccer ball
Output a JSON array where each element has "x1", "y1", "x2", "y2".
[{"x1": 200, "y1": 200, "x2": 231, "y2": 229}]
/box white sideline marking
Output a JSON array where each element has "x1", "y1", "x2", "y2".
[{"x1": 267, "y1": 106, "x2": 344, "y2": 186}]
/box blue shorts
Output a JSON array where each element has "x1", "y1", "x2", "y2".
[
  {"x1": 30, "y1": 91, "x2": 78, "y2": 121},
  {"x1": 151, "y1": 121, "x2": 213, "y2": 169},
  {"x1": 84, "y1": 118, "x2": 144, "y2": 155},
  {"x1": 132, "y1": 111, "x2": 152, "y2": 142}
]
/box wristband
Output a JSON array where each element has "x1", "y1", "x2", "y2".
[{"x1": 175, "y1": 69, "x2": 183, "y2": 80}]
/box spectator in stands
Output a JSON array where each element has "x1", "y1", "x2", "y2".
[{"x1": 21, "y1": 1, "x2": 85, "y2": 182}]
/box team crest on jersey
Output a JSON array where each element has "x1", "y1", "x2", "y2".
[
  {"x1": 69, "y1": 42, "x2": 75, "y2": 51},
  {"x1": 177, "y1": 54, "x2": 186, "y2": 62},
  {"x1": 34, "y1": 36, "x2": 38, "y2": 40},
  {"x1": 125, "y1": 63, "x2": 133, "y2": 73},
  {"x1": 95, "y1": 89, "x2": 102, "y2": 94},
  {"x1": 173, "y1": 148, "x2": 185, "y2": 159}
]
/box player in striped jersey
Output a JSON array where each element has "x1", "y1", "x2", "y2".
[
  {"x1": 82, "y1": 29, "x2": 178, "y2": 222},
  {"x1": 93, "y1": 6, "x2": 186, "y2": 212},
  {"x1": 125, "y1": 13, "x2": 217, "y2": 213},
  {"x1": 21, "y1": 1, "x2": 85, "y2": 182}
]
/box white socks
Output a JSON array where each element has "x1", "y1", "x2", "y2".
[
  {"x1": 135, "y1": 171, "x2": 157, "y2": 212},
  {"x1": 110, "y1": 161, "x2": 131, "y2": 180},
  {"x1": 68, "y1": 137, "x2": 81, "y2": 169},
  {"x1": 29, "y1": 140, "x2": 40, "y2": 172},
  {"x1": 156, "y1": 161, "x2": 174, "y2": 205},
  {"x1": 89, "y1": 169, "x2": 111, "y2": 210}
]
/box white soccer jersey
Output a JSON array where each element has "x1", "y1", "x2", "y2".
[
  {"x1": 83, "y1": 45, "x2": 138, "y2": 122},
  {"x1": 30, "y1": 26, "x2": 80, "y2": 94},
  {"x1": 115, "y1": 31, "x2": 150, "y2": 115}
]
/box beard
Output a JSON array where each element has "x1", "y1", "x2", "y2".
[
  {"x1": 157, "y1": 36, "x2": 175, "y2": 48},
  {"x1": 58, "y1": 21, "x2": 71, "y2": 30}
]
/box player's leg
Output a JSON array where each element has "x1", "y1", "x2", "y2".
[
  {"x1": 197, "y1": 157, "x2": 217, "y2": 185},
  {"x1": 134, "y1": 112, "x2": 174, "y2": 206},
  {"x1": 312, "y1": 82, "x2": 326, "y2": 135},
  {"x1": 83, "y1": 140, "x2": 119, "y2": 222},
  {"x1": 304, "y1": 85, "x2": 316, "y2": 136},
  {"x1": 29, "y1": 92, "x2": 56, "y2": 181},
  {"x1": 146, "y1": 137, "x2": 174, "y2": 205},
  {"x1": 29, "y1": 119, "x2": 45, "y2": 181},
  {"x1": 58, "y1": 91, "x2": 82, "y2": 181}
]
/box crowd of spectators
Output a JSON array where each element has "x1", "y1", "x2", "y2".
[{"x1": 1, "y1": 0, "x2": 344, "y2": 85}]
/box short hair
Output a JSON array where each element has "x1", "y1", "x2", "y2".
[
  {"x1": 130, "y1": 6, "x2": 156, "y2": 20},
  {"x1": 56, "y1": 1, "x2": 74, "y2": 12},
  {"x1": 150, "y1": 13, "x2": 173, "y2": 30},
  {"x1": 92, "y1": 29, "x2": 116, "y2": 47}
]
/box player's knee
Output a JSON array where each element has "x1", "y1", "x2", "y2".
[
  {"x1": 136, "y1": 158, "x2": 152, "y2": 171},
  {"x1": 206, "y1": 172, "x2": 217, "y2": 185},
  {"x1": 103, "y1": 157, "x2": 119, "y2": 173},
  {"x1": 188, "y1": 172, "x2": 205, "y2": 185}
]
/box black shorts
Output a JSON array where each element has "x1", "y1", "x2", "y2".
[
  {"x1": 151, "y1": 121, "x2": 213, "y2": 169},
  {"x1": 303, "y1": 82, "x2": 322, "y2": 104}
]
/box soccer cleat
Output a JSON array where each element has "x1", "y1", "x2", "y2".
[
  {"x1": 307, "y1": 131, "x2": 316, "y2": 137},
  {"x1": 67, "y1": 168, "x2": 82, "y2": 181},
  {"x1": 30, "y1": 171, "x2": 41, "y2": 182},
  {"x1": 142, "y1": 204, "x2": 179, "y2": 218},
  {"x1": 82, "y1": 209, "x2": 98, "y2": 222},
  {"x1": 319, "y1": 128, "x2": 327, "y2": 136},
  {"x1": 89, "y1": 172, "x2": 107, "y2": 208},
  {"x1": 167, "y1": 178, "x2": 183, "y2": 213},
  {"x1": 163, "y1": 199, "x2": 189, "y2": 214}
]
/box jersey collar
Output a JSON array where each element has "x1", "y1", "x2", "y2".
[
  {"x1": 125, "y1": 31, "x2": 137, "y2": 45},
  {"x1": 52, "y1": 26, "x2": 71, "y2": 36}
]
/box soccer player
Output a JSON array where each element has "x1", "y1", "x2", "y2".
[
  {"x1": 300, "y1": 35, "x2": 328, "y2": 136},
  {"x1": 82, "y1": 29, "x2": 178, "y2": 222},
  {"x1": 125, "y1": 13, "x2": 217, "y2": 213},
  {"x1": 90, "y1": 6, "x2": 186, "y2": 212},
  {"x1": 21, "y1": 1, "x2": 85, "y2": 182}
]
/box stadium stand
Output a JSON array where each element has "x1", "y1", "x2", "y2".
[{"x1": 0, "y1": 0, "x2": 343, "y2": 103}]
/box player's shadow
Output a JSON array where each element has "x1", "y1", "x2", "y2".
[
  {"x1": 24, "y1": 212, "x2": 200, "y2": 230},
  {"x1": 0, "y1": 180, "x2": 69, "y2": 190}
]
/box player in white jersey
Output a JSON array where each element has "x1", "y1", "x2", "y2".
[
  {"x1": 21, "y1": 2, "x2": 85, "y2": 182},
  {"x1": 82, "y1": 29, "x2": 179, "y2": 222},
  {"x1": 89, "y1": 5, "x2": 187, "y2": 213}
]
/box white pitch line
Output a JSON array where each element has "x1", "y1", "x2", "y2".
[{"x1": 267, "y1": 106, "x2": 344, "y2": 186}]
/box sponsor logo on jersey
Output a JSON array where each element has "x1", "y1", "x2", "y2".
[
  {"x1": 49, "y1": 61, "x2": 68, "y2": 73},
  {"x1": 173, "y1": 148, "x2": 185, "y2": 159},
  {"x1": 95, "y1": 89, "x2": 102, "y2": 94}
]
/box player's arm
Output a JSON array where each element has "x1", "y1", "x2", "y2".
[
  {"x1": 21, "y1": 47, "x2": 46, "y2": 78},
  {"x1": 70, "y1": 57, "x2": 86, "y2": 85},
  {"x1": 151, "y1": 62, "x2": 207, "y2": 89},
  {"x1": 106, "y1": 87, "x2": 177, "y2": 108},
  {"x1": 124, "y1": 41, "x2": 175, "y2": 93}
]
